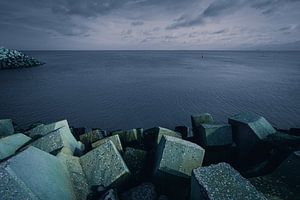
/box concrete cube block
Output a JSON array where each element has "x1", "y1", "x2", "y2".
[
  {"x1": 191, "y1": 113, "x2": 214, "y2": 129},
  {"x1": 191, "y1": 162, "x2": 267, "y2": 200},
  {"x1": 0, "y1": 146, "x2": 76, "y2": 200},
  {"x1": 80, "y1": 140, "x2": 130, "y2": 187},
  {"x1": 123, "y1": 147, "x2": 147, "y2": 180},
  {"x1": 0, "y1": 133, "x2": 31, "y2": 160},
  {"x1": 229, "y1": 112, "x2": 276, "y2": 157},
  {"x1": 79, "y1": 129, "x2": 104, "y2": 147},
  {"x1": 0, "y1": 119, "x2": 14, "y2": 137},
  {"x1": 144, "y1": 127, "x2": 182, "y2": 150},
  {"x1": 121, "y1": 182, "x2": 157, "y2": 200},
  {"x1": 92, "y1": 134, "x2": 123, "y2": 152},
  {"x1": 112, "y1": 128, "x2": 143, "y2": 146},
  {"x1": 175, "y1": 126, "x2": 193, "y2": 141},
  {"x1": 197, "y1": 124, "x2": 233, "y2": 147},
  {"x1": 154, "y1": 135, "x2": 205, "y2": 179}
]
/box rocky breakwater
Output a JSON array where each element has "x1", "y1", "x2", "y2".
[
  {"x1": 0, "y1": 47, "x2": 44, "y2": 69},
  {"x1": 0, "y1": 112, "x2": 299, "y2": 200}
]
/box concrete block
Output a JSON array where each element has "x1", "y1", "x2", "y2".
[
  {"x1": 191, "y1": 113, "x2": 214, "y2": 129},
  {"x1": 0, "y1": 146, "x2": 76, "y2": 200},
  {"x1": 197, "y1": 124, "x2": 233, "y2": 147},
  {"x1": 80, "y1": 140, "x2": 130, "y2": 187},
  {"x1": 79, "y1": 129, "x2": 104, "y2": 146},
  {"x1": 0, "y1": 119, "x2": 14, "y2": 137},
  {"x1": 191, "y1": 162, "x2": 267, "y2": 200},
  {"x1": 112, "y1": 128, "x2": 143, "y2": 146},
  {"x1": 154, "y1": 135, "x2": 205, "y2": 179},
  {"x1": 0, "y1": 133, "x2": 31, "y2": 160},
  {"x1": 92, "y1": 134, "x2": 123, "y2": 152},
  {"x1": 123, "y1": 147, "x2": 147, "y2": 180},
  {"x1": 121, "y1": 182, "x2": 157, "y2": 200}
]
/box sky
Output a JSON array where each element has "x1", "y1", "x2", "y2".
[{"x1": 0, "y1": 0, "x2": 300, "y2": 50}]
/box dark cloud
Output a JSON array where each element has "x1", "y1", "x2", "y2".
[{"x1": 131, "y1": 21, "x2": 144, "y2": 26}]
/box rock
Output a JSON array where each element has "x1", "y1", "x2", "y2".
[
  {"x1": 27, "y1": 120, "x2": 79, "y2": 154},
  {"x1": 80, "y1": 140, "x2": 130, "y2": 187},
  {"x1": 191, "y1": 113, "x2": 214, "y2": 129},
  {"x1": 228, "y1": 112, "x2": 276, "y2": 157},
  {"x1": 112, "y1": 128, "x2": 143, "y2": 147},
  {"x1": 0, "y1": 119, "x2": 14, "y2": 137},
  {"x1": 0, "y1": 47, "x2": 44, "y2": 69},
  {"x1": 0, "y1": 133, "x2": 31, "y2": 160},
  {"x1": 191, "y1": 163, "x2": 267, "y2": 200},
  {"x1": 249, "y1": 151, "x2": 300, "y2": 199},
  {"x1": 0, "y1": 146, "x2": 76, "y2": 200},
  {"x1": 154, "y1": 135, "x2": 205, "y2": 179},
  {"x1": 174, "y1": 126, "x2": 193, "y2": 141},
  {"x1": 57, "y1": 152, "x2": 90, "y2": 200},
  {"x1": 197, "y1": 124, "x2": 233, "y2": 147},
  {"x1": 123, "y1": 147, "x2": 147, "y2": 181},
  {"x1": 143, "y1": 127, "x2": 182, "y2": 150},
  {"x1": 121, "y1": 182, "x2": 157, "y2": 200},
  {"x1": 80, "y1": 129, "x2": 104, "y2": 147},
  {"x1": 92, "y1": 134, "x2": 123, "y2": 152}
]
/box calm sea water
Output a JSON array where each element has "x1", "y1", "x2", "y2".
[{"x1": 0, "y1": 51, "x2": 299, "y2": 130}]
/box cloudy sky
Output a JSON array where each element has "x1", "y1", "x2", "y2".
[{"x1": 1, "y1": 0, "x2": 300, "y2": 50}]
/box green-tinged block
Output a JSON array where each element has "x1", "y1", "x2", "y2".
[
  {"x1": 79, "y1": 129, "x2": 104, "y2": 146},
  {"x1": 143, "y1": 127, "x2": 182, "y2": 150},
  {"x1": 191, "y1": 163, "x2": 267, "y2": 200},
  {"x1": 197, "y1": 124, "x2": 233, "y2": 147},
  {"x1": 80, "y1": 140, "x2": 130, "y2": 187},
  {"x1": 91, "y1": 134, "x2": 123, "y2": 152},
  {"x1": 0, "y1": 146, "x2": 76, "y2": 200},
  {"x1": 154, "y1": 135, "x2": 205, "y2": 179},
  {"x1": 191, "y1": 113, "x2": 214, "y2": 129},
  {"x1": 0, "y1": 119, "x2": 14, "y2": 137},
  {"x1": 228, "y1": 112, "x2": 276, "y2": 157},
  {"x1": 57, "y1": 152, "x2": 89, "y2": 200},
  {"x1": 28, "y1": 120, "x2": 78, "y2": 154},
  {"x1": 112, "y1": 128, "x2": 143, "y2": 146},
  {"x1": 0, "y1": 133, "x2": 31, "y2": 160},
  {"x1": 123, "y1": 147, "x2": 147, "y2": 180}
]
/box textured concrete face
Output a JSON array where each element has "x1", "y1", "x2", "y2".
[
  {"x1": 0, "y1": 133, "x2": 31, "y2": 160},
  {"x1": 191, "y1": 163, "x2": 267, "y2": 200},
  {"x1": 28, "y1": 120, "x2": 78, "y2": 154},
  {"x1": 144, "y1": 127, "x2": 182, "y2": 150},
  {"x1": 228, "y1": 112, "x2": 276, "y2": 157},
  {"x1": 198, "y1": 124, "x2": 233, "y2": 147},
  {"x1": 57, "y1": 153, "x2": 90, "y2": 200},
  {"x1": 0, "y1": 119, "x2": 14, "y2": 137},
  {"x1": 79, "y1": 129, "x2": 104, "y2": 146},
  {"x1": 91, "y1": 134, "x2": 123, "y2": 152},
  {"x1": 123, "y1": 147, "x2": 147, "y2": 178},
  {"x1": 191, "y1": 114, "x2": 214, "y2": 129},
  {"x1": 0, "y1": 146, "x2": 76, "y2": 200},
  {"x1": 112, "y1": 128, "x2": 143, "y2": 146},
  {"x1": 121, "y1": 182, "x2": 157, "y2": 200},
  {"x1": 154, "y1": 135, "x2": 205, "y2": 179},
  {"x1": 80, "y1": 140, "x2": 130, "y2": 187}
]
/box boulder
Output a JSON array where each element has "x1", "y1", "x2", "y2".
[
  {"x1": 228, "y1": 112, "x2": 276, "y2": 157},
  {"x1": 197, "y1": 124, "x2": 233, "y2": 147},
  {"x1": 249, "y1": 151, "x2": 300, "y2": 199},
  {"x1": 57, "y1": 152, "x2": 90, "y2": 200},
  {"x1": 0, "y1": 133, "x2": 31, "y2": 160},
  {"x1": 0, "y1": 119, "x2": 14, "y2": 137},
  {"x1": 92, "y1": 134, "x2": 123, "y2": 152},
  {"x1": 27, "y1": 120, "x2": 79, "y2": 154},
  {"x1": 191, "y1": 162, "x2": 267, "y2": 200},
  {"x1": 154, "y1": 135, "x2": 205, "y2": 179},
  {"x1": 80, "y1": 140, "x2": 130, "y2": 187},
  {"x1": 191, "y1": 113, "x2": 214, "y2": 129},
  {"x1": 121, "y1": 182, "x2": 157, "y2": 200},
  {"x1": 0, "y1": 146, "x2": 76, "y2": 200},
  {"x1": 143, "y1": 127, "x2": 182, "y2": 150}
]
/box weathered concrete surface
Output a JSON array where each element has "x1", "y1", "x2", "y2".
[
  {"x1": 249, "y1": 151, "x2": 300, "y2": 200},
  {"x1": 197, "y1": 124, "x2": 233, "y2": 147},
  {"x1": 57, "y1": 152, "x2": 90, "y2": 200},
  {"x1": 228, "y1": 112, "x2": 276, "y2": 157},
  {"x1": 80, "y1": 140, "x2": 130, "y2": 187},
  {"x1": 112, "y1": 128, "x2": 143, "y2": 147},
  {"x1": 191, "y1": 113, "x2": 214, "y2": 129},
  {"x1": 121, "y1": 182, "x2": 157, "y2": 200},
  {"x1": 100, "y1": 189, "x2": 119, "y2": 200},
  {"x1": 154, "y1": 135, "x2": 205, "y2": 179},
  {"x1": 123, "y1": 147, "x2": 147, "y2": 181},
  {"x1": 143, "y1": 127, "x2": 182, "y2": 150},
  {"x1": 0, "y1": 133, "x2": 31, "y2": 160},
  {"x1": 27, "y1": 120, "x2": 79, "y2": 154},
  {"x1": 79, "y1": 129, "x2": 104, "y2": 147},
  {"x1": 92, "y1": 134, "x2": 123, "y2": 152},
  {"x1": 191, "y1": 162, "x2": 267, "y2": 200},
  {"x1": 0, "y1": 146, "x2": 76, "y2": 200},
  {"x1": 0, "y1": 119, "x2": 14, "y2": 137}
]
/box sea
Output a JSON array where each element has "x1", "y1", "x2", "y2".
[{"x1": 0, "y1": 51, "x2": 299, "y2": 130}]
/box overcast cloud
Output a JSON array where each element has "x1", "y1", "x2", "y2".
[{"x1": 0, "y1": 0, "x2": 299, "y2": 49}]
